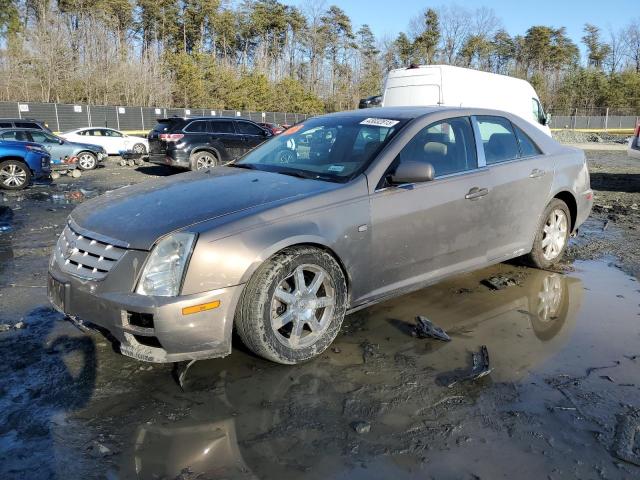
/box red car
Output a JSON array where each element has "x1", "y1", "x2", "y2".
[{"x1": 258, "y1": 123, "x2": 284, "y2": 135}]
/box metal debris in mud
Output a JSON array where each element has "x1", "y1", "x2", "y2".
[
  {"x1": 482, "y1": 274, "x2": 521, "y2": 290},
  {"x1": 612, "y1": 409, "x2": 640, "y2": 467},
  {"x1": 437, "y1": 345, "x2": 492, "y2": 388},
  {"x1": 351, "y1": 421, "x2": 371, "y2": 434},
  {"x1": 411, "y1": 315, "x2": 451, "y2": 341},
  {"x1": 173, "y1": 359, "x2": 197, "y2": 389}
]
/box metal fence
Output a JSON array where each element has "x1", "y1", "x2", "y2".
[
  {"x1": 548, "y1": 107, "x2": 640, "y2": 131},
  {"x1": 0, "y1": 101, "x2": 313, "y2": 132}
]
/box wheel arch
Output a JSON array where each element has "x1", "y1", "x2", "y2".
[
  {"x1": 0, "y1": 156, "x2": 31, "y2": 172},
  {"x1": 552, "y1": 190, "x2": 577, "y2": 232},
  {"x1": 242, "y1": 237, "x2": 352, "y2": 304}
]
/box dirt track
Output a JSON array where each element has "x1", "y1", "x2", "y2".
[{"x1": 0, "y1": 152, "x2": 639, "y2": 479}]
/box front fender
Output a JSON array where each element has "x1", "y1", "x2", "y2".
[{"x1": 180, "y1": 180, "x2": 371, "y2": 301}]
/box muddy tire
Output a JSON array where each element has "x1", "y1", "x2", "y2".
[
  {"x1": 0, "y1": 160, "x2": 31, "y2": 190},
  {"x1": 235, "y1": 246, "x2": 347, "y2": 364},
  {"x1": 191, "y1": 150, "x2": 219, "y2": 171},
  {"x1": 132, "y1": 143, "x2": 146, "y2": 155},
  {"x1": 77, "y1": 152, "x2": 97, "y2": 170},
  {"x1": 526, "y1": 199, "x2": 571, "y2": 269}
]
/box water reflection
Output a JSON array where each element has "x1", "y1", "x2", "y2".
[{"x1": 119, "y1": 268, "x2": 583, "y2": 479}]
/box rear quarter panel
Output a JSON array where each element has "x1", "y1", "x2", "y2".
[{"x1": 548, "y1": 146, "x2": 592, "y2": 229}]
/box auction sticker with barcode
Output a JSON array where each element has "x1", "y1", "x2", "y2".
[{"x1": 360, "y1": 118, "x2": 399, "y2": 127}]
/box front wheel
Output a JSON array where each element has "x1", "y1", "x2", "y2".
[
  {"x1": 526, "y1": 199, "x2": 571, "y2": 269},
  {"x1": 77, "y1": 152, "x2": 97, "y2": 170},
  {"x1": 0, "y1": 160, "x2": 31, "y2": 190},
  {"x1": 235, "y1": 246, "x2": 348, "y2": 364}
]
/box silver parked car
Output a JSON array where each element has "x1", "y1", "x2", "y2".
[{"x1": 48, "y1": 107, "x2": 593, "y2": 365}]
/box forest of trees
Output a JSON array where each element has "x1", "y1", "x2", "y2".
[{"x1": 0, "y1": 0, "x2": 639, "y2": 114}]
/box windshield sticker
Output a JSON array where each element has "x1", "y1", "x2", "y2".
[
  {"x1": 328, "y1": 165, "x2": 345, "y2": 172},
  {"x1": 283, "y1": 124, "x2": 304, "y2": 135},
  {"x1": 360, "y1": 118, "x2": 399, "y2": 128}
]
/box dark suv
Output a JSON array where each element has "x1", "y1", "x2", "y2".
[
  {"x1": 148, "y1": 117, "x2": 273, "y2": 170},
  {"x1": 0, "y1": 118, "x2": 52, "y2": 132}
]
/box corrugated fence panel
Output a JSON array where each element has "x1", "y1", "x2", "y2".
[
  {"x1": 0, "y1": 101, "x2": 320, "y2": 132},
  {"x1": 86, "y1": 105, "x2": 118, "y2": 130}
]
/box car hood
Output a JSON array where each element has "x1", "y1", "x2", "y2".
[{"x1": 70, "y1": 166, "x2": 338, "y2": 250}]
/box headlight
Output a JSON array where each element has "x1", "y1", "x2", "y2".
[{"x1": 136, "y1": 232, "x2": 196, "y2": 296}]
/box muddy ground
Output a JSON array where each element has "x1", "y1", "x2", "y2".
[{"x1": 0, "y1": 152, "x2": 639, "y2": 480}]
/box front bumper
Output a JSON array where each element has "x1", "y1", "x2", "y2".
[{"x1": 48, "y1": 259, "x2": 244, "y2": 363}]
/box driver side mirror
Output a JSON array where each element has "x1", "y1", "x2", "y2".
[
  {"x1": 541, "y1": 113, "x2": 551, "y2": 126},
  {"x1": 263, "y1": 129, "x2": 273, "y2": 137},
  {"x1": 391, "y1": 160, "x2": 435, "y2": 184},
  {"x1": 58, "y1": 139, "x2": 64, "y2": 145}
]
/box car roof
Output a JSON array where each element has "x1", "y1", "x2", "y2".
[
  {"x1": 164, "y1": 116, "x2": 254, "y2": 122},
  {"x1": 0, "y1": 118, "x2": 43, "y2": 122},
  {"x1": 0, "y1": 127, "x2": 51, "y2": 132}
]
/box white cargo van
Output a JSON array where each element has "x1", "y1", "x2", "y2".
[{"x1": 382, "y1": 65, "x2": 551, "y2": 135}]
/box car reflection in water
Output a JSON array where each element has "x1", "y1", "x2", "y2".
[{"x1": 121, "y1": 268, "x2": 582, "y2": 479}]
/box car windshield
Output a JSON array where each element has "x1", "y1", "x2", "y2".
[{"x1": 233, "y1": 115, "x2": 408, "y2": 182}]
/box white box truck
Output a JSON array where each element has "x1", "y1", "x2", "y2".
[{"x1": 381, "y1": 64, "x2": 551, "y2": 135}]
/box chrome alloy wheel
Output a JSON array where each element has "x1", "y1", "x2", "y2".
[
  {"x1": 541, "y1": 209, "x2": 568, "y2": 261},
  {"x1": 78, "y1": 153, "x2": 96, "y2": 169},
  {"x1": 0, "y1": 163, "x2": 27, "y2": 187},
  {"x1": 133, "y1": 143, "x2": 146, "y2": 154},
  {"x1": 270, "y1": 264, "x2": 336, "y2": 349},
  {"x1": 196, "y1": 154, "x2": 217, "y2": 170}
]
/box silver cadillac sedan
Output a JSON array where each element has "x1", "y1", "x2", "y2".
[{"x1": 48, "y1": 107, "x2": 593, "y2": 365}]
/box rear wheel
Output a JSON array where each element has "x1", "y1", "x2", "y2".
[
  {"x1": 526, "y1": 199, "x2": 571, "y2": 269},
  {"x1": 235, "y1": 246, "x2": 348, "y2": 364},
  {"x1": 191, "y1": 150, "x2": 219, "y2": 171},
  {"x1": 77, "y1": 152, "x2": 97, "y2": 170},
  {"x1": 0, "y1": 160, "x2": 31, "y2": 190},
  {"x1": 132, "y1": 143, "x2": 146, "y2": 155}
]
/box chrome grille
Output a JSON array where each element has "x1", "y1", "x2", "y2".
[{"x1": 54, "y1": 224, "x2": 126, "y2": 280}]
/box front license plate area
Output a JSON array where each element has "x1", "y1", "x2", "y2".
[{"x1": 48, "y1": 274, "x2": 66, "y2": 312}]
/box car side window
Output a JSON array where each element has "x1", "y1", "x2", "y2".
[
  {"x1": 30, "y1": 131, "x2": 58, "y2": 143},
  {"x1": 16, "y1": 122, "x2": 39, "y2": 129},
  {"x1": 236, "y1": 121, "x2": 263, "y2": 135},
  {"x1": 1, "y1": 131, "x2": 26, "y2": 141},
  {"x1": 0, "y1": 122, "x2": 11, "y2": 128},
  {"x1": 184, "y1": 121, "x2": 208, "y2": 133},
  {"x1": 209, "y1": 120, "x2": 234, "y2": 134},
  {"x1": 513, "y1": 125, "x2": 542, "y2": 157},
  {"x1": 77, "y1": 130, "x2": 87, "y2": 136},
  {"x1": 104, "y1": 129, "x2": 123, "y2": 137},
  {"x1": 476, "y1": 116, "x2": 520, "y2": 165},
  {"x1": 397, "y1": 116, "x2": 478, "y2": 178},
  {"x1": 87, "y1": 129, "x2": 102, "y2": 136}
]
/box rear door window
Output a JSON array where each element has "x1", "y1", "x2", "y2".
[
  {"x1": 184, "y1": 121, "x2": 208, "y2": 133},
  {"x1": 236, "y1": 121, "x2": 263, "y2": 135},
  {"x1": 513, "y1": 125, "x2": 542, "y2": 157},
  {"x1": 397, "y1": 116, "x2": 478, "y2": 177},
  {"x1": 476, "y1": 116, "x2": 520, "y2": 164},
  {"x1": 209, "y1": 120, "x2": 234, "y2": 134},
  {"x1": 0, "y1": 122, "x2": 12, "y2": 128},
  {"x1": 1, "y1": 130, "x2": 29, "y2": 141}
]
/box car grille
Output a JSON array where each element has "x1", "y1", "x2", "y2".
[{"x1": 54, "y1": 224, "x2": 126, "y2": 280}]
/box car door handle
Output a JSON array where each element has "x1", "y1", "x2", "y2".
[
  {"x1": 529, "y1": 168, "x2": 545, "y2": 178},
  {"x1": 465, "y1": 187, "x2": 489, "y2": 200}
]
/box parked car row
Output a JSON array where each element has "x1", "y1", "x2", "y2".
[
  {"x1": 0, "y1": 117, "x2": 153, "y2": 190},
  {"x1": 148, "y1": 117, "x2": 276, "y2": 170}
]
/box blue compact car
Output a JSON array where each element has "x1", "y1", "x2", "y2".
[{"x1": 0, "y1": 140, "x2": 51, "y2": 190}]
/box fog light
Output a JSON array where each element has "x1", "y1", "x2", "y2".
[{"x1": 182, "y1": 300, "x2": 220, "y2": 316}]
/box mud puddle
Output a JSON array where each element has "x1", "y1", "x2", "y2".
[{"x1": 2, "y1": 259, "x2": 637, "y2": 479}]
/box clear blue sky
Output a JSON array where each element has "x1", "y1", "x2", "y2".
[{"x1": 283, "y1": 0, "x2": 636, "y2": 53}]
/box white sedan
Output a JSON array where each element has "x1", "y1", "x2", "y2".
[{"x1": 61, "y1": 127, "x2": 149, "y2": 156}]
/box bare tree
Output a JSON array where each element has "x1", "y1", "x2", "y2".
[{"x1": 623, "y1": 18, "x2": 640, "y2": 72}]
